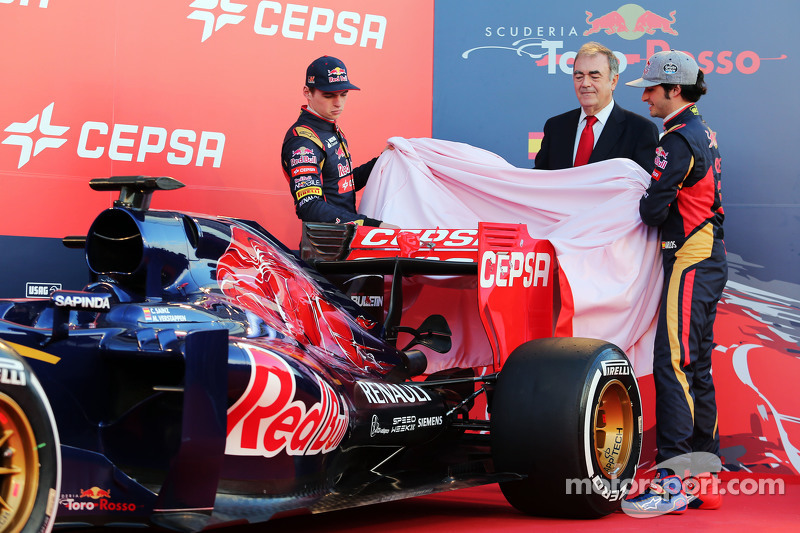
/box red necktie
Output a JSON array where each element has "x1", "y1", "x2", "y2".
[{"x1": 574, "y1": 115, "x2": 598, "y2": 167}]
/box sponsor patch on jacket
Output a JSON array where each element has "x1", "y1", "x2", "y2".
[
  {"x1": 706, "y1": 128, "x2": 718, "y2": 149},
  {"x1": 296, "y1": 186, "x2": 322, "y2": 201},
  {"x1": 292, "y1": 165, "x2": 318, "y2": 177},
  {"x1": 339, "y1": 176, "x2": 354, "y2": 193},
  {"x1": 298, "y1": 195, "x2": 317, "y2": 207},
  {"x1": 337, "y1": 161, "x2": 352, "y2": 178},
  {"x1": 292, "y1": 146, "x2": 314, "y2": 157},
  {"x1": 291, "y1": 155, "x2": 318, "y2": 165},
  {"x1": 294, "y1": 176, "x2": 316, "y2": 188},
  {"x1": 293, "y1": 126, "x2": 324, "y2": 150},
  {"x1": 651, "y1": 169, "x2": 662, "y2": 181},
  {"x1": 654, "y1": 147, "x2": 668, "y2": 169}
]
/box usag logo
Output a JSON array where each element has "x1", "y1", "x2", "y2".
[{"x1": 26, "y1": 282, "x2": 62, "y2": 298}]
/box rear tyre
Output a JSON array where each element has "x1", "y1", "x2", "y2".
[
  {"x1": 0, "y1": 342, "x2": 61, "y2": 533},
  {"x1": 491, "y1": 337, "x2": 642, "y2": 518}
]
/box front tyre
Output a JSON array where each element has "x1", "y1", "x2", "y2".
[
  {"x1": 0, "y1": 342, "x2": 61, "y2": 533},
  {"x1": 491, "y1": 337, "x2": 642, "y2": 518}
]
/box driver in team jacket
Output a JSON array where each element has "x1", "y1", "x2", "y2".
[
  {"x1": 281, "y1": 55, "x2": 396, "y2": 228},
  {"x1": 622, "y1": 49, "x2": 726, "y2": 517}
]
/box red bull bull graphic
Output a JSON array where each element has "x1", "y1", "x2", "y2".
[
  {"x1": 216, "y1": 226, "x2": 388, "y2": 373},
  {"x1": 634, "y1": 10, "x2": 678, "y2": 35},
  {"x1": 291, "y1": 147, "x2": 314, "y2": 156},
  {"x1": 328, "y1": 67, "x2": 349, "y2": 83},
  {"x1": 655, "y1": 147, "x2": 669, "y2": 169},
  {"x1": 79, "y1": 486, "x2": 110, "y2": 499},
  {"x1": 584, "y1": 5, "x2": 677, "y2": 40},
  {"x1": 584, "y1": 10, "x2": 629, "y2": 36}
]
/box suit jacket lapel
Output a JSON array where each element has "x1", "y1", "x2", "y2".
[
  {"x1": 557, "y1": 109, "x2": 581, "y2": 168},
  {"x1": 590, "y1": 104, "x2": 624, "y2": 163}
]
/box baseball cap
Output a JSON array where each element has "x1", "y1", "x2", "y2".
[
  {"x1": 305, "y1": 56, "x2": 360, "y2": 92},
  {"x1": 626, "y1": 50, "x2": 699, "y2": 87}
]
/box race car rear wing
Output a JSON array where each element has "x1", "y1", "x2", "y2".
[{"x1": 301, "y1": 222, "x2": 564, "y2": 370}]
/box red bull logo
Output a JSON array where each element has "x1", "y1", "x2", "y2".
[
  {"x1": 79, "y1": 487, "x2": 111, "y2": 499},
  {"x1": 584, "y1": 5, "x2": 677, "y2": 40},
  {"x1": 584, "y1": 10, "x2": 629, "y2": 36},
  {"x1": 328, "y1": 67, "x2": 346, "y2": 76},
  {"x1": 634, "y1": 10, "x2": 678, "y2": 36},
  {"x1": 292, "y1": 147, "x2": 314, "y2": 157},
  {"x1": 706, "y1": 128, "x2": 718, "y2": 149},
  {"x1": 225, "y1": 344, "x2": 349, "y2": 458},
  {"x1": 655, "y1": 147, "x2": 669, "y2": 170}
]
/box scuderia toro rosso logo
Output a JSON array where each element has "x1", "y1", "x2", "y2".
[
  {"x1": 464, "y1": 4, "x2": 786, "y2": 77},
  {"x1": 60, "y1": 487, "x2": 137, "y2": 513}
]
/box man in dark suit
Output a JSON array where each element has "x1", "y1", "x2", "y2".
[{"x1": 534, "y1": 42, "x2": 658, "y2": 171}]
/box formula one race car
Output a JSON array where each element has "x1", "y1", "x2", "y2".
[{"x1": 0, "y1": 176, "x2": 642, "y2": 533}]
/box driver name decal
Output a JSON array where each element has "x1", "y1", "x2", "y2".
[{"x1": 226, "y1": 344, "x2": 349, "y2": 458}]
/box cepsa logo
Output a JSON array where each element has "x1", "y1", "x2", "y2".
[
  {"x1": 187, "y1": 0, "x2": 387, "y2": 47},
  {"x1": 463, "y1": 4, "x2": 786, "y2": 77},
  {"x1": 479, "y1": 250, "x2": 551, "y2": 289},
  {"x1": 225, "y1": 344, "x2": 349, "y2": 458},
  {"x1": 1, "y1": 102, "x2": 225, "y2": 169},
  {"x1": 0, "y1": 0, "x2": 50, "y2": 7},
  {"x1": 349, "y1": 228, "x2": 480, "y2": 261}
]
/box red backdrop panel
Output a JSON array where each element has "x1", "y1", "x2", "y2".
[{"x1": 0, "y1": 0, "x2": 433, "y2": 245}]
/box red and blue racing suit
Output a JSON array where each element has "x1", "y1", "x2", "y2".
[
  {"x1": 639, "y1": 103, "x2": 726, "y2": 473},
  {"x1": 281, "y1": 106, "x2": 381, "y2": 226}
]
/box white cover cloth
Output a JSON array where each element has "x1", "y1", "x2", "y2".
[{"x1": 359, "y1": 137, "x2": 663, "y2": 375}]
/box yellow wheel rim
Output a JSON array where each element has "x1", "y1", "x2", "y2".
[
  {"x1": 593, "y1": 380, "x2": 634, "y2": 479},
  {"x1": 0, "y1": 392, "x2": 39, "y2": 533}
]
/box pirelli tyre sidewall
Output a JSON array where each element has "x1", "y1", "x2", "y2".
[
  {"x1": 0, "y1": 343, "x2": 61, "y2": 533},
  {"x1": 491, "y1": 337, "x2": 642, "y2": 518}
]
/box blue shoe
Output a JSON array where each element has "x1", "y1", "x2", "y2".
[{"x1": 621, "y1": 469, "x2": 688, "y2": 517}]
